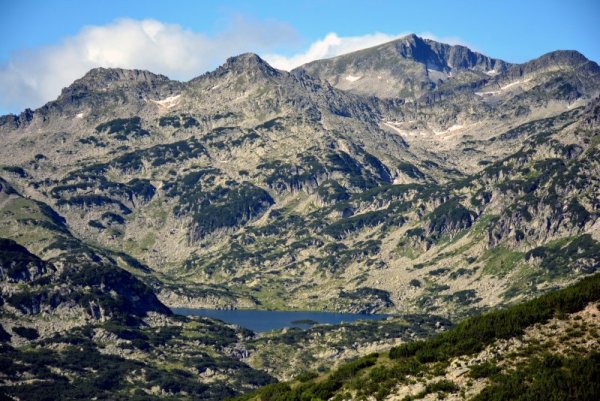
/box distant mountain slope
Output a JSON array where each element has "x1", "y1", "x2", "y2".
[
  {"x1": 1, "y1": 32, "x2": 599, "y2": 401},
  {"x1": 0, "y1": 177, "x2": 169, "y2": 321},
  {"x1": 0, "y1": 35, "x2": 598, "y2": 318}
]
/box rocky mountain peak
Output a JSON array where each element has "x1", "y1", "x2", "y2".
[
  {"x1": 207, "y1": 52, "x2": 281, "y2": 80},
  {"x1": 520, "y1": 50, "x2": 598, "y2": 74},
  {"x1": 389, "y1": 34, "x2": 509, "y2": 72},
  {"x1": 538, "y1": 50, "x2": 593, "y2": 67},
  {"x1": 225, "y1": 52, "x2": 270, "y2": 66},
  {"x1": 63, "y1": 67, "x2": 174, "y2": 94},
  {"x1": 295, "y1": 34, "x2": 510, "y2": 98},
  {"x1": 498, "y1": 49, "x2": 600, "y2": 87},
  {"x1": 46, "y1": 67, "x2": 184, "y2": 118}
]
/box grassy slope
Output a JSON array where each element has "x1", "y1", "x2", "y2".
[{"x1": 234, "y1": 272, "x2": 600, "y2": 401}]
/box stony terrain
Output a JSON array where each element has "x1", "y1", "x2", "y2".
[{"x1": 0, "y1": 178, "x2": 277, "y2": 399}]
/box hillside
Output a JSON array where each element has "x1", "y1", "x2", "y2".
[
  {"x1": 0, "y1": 178, "x2": 277, "y2": 400},
  {"x1": 235, "y1": 272, "x2": 600, "y2": 400}
]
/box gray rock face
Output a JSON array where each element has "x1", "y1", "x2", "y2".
[
  {"x1": 385, "y1": 34, "x2": 507, "y2": 72},
  {"x1": 505, "y1": 50, "x2": 600, "y2": 78}
]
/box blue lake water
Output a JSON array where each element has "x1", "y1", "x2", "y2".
[{"x1": 171, "y1": 308, "x2": 390, "y2": 332}]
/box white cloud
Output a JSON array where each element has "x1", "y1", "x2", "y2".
[
  {"x1": 0, "y1": 17, "x2": 297, "y2": 113},
  {"x1": 264, "y1": 32, "x2": 472, "y2": 70},
  {"x1": 0, "y1": 19, "x2": 470, "y2": 114},
  {"x1": 263, "y1": 32, "x2": 403, "y2": 71}
]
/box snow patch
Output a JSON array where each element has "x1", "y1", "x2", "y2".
[
  {"x1": 382, "y1": 122, "x2": 426, "y2": 137},
  {"x1": 500, "y1": 78, "x2": 531, "y2": 91},
  {"x1": 476, "y1": 78, "x2": 533, "y2": 97},
  {"x1": 486, "y1": 69, "x2": 498, "y2": 76},
  {"x1": 150, "y1": 94, "x2": 181, "y2": 109},
  {"x1": 75, "y1": 113, "x2": 84, "y2": 119},
  {"x1": 434, "y1": 124, "x2": 464, "y2": 135},
  {"x1": 345, "y1": 75, "x2": 362, "y2": 82},
  {"x1": 427, "y1": 68, "x2": 449, "y2": 81},
  {"x1": 447, "y1": 124, "x2": 463, "y2": 132},
  {"x1": 475, "y1": 91, "x2": 497, "y2": 97}
]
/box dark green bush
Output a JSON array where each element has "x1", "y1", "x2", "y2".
[
  {"x1": 469, "y1": 362, "x2": 501, "y2": 379},
  {"x1": 12, "y1": 326, "x2": 39, "y2": 340}
]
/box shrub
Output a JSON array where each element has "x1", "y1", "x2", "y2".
[
  {"x1": 469, "y1": 362, "x2": 501, "y2": 379},
  {"x1": 12, "y1": 326, "x2": 39, "y2": 340}
]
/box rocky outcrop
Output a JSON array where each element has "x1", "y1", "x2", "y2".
[{"x1": 0, "y1": 239, "x2": 53, "y2": 282}]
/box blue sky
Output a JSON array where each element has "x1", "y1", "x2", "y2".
[{"x1": 1, "y1": 0, "x2": 599, "y2": 114}]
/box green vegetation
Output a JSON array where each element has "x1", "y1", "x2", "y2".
[
  {"x1": 1, "y1": 165, "x2": 27, "y2": 177},
  {"x1": 175, "y1": 181, "x2": 274, "y2": 241},
  {"x1": 481, "y1": 246, "x2": 524, "y2": 276},
  {"x1": 474, "y1": 352, "x2": 600, "y2": 401},
  {"x1": 339, "y1": 287, "x2": 393, "y2": 310},
  {"x1": 443, "y1": 289, "x2": 480, "y2": 306},
  {"x1": 56, "y1": 194, "x2": 132, "y2": 214},
  {"x1": 390, "y1": 272, "x2": 600, "y2": 362},
  {"x1": 526, "y1": 234, "x2": 600, "y2": 276},
  {"x1": 255, "y1": 117, "x2": 284, "y2": 130},
  {"x1": 95, "y1": 116, "x2": 150, "y2": 140},
  {"x1": 233, "y1": 354, "x2": 379, "y2": 401},
  {"x1": 397, "y1": 162, "x2": 425, "y2": 179},
  {"x1": 317, "y1": 180, "x2": 349, "y2": 204},
  {"x1": 468, "y1": 362, "x2": 501, "y2": 379},
  {"x1": 327, "y1": 151, "x2": 377, "y2": 189},
  {"x1": 12, "y1": 326, "x2": 40, "y2": 340},
  {"x1": 317, "y1": 240, "x2": 382, "y2": 273},
  {"x1": 70, "y1": 137, "x2": 208, "y2": 175},
  {"x1": 323, "y1": 210, "x2": 389, "y2": 239},
  {"x1": 0, "y1": 238, "x2": 49, "y2": 281},
  {"x1": 0, "y1": 323, "x2": 274, "y2": 401},
  {"x1": 259, "y1": 156, "x2": 326, "y2": 192},
  {"x1": 363, "y1": 153, "x2": 392, "y2": 182},
  {"x1": 402, "y1": 380, "x2": 459, "y2": 401},
  {"x1": 427, "y1": 199, "x2": 475, "y2": 241},
  {"x1": 2, "y1": 38, "x2": 600, "y2": 401},
  {"x1": 159, "y1": 114, "x2": 200, "y2": 128}
]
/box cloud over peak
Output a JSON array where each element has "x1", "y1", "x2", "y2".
[
  {"x1": 263, "y1": 32, "x2": 403, "y2": 71},
  {"x1": 0, "y1": 17, "x2": 467, "y2": 113},
  {"x1": 0, "y1": 17, "x2": 296, "y2": 113}
]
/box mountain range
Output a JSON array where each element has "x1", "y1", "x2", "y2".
[{"x1": 1, "y1": 33, "x2": 599, "y2": 400}]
